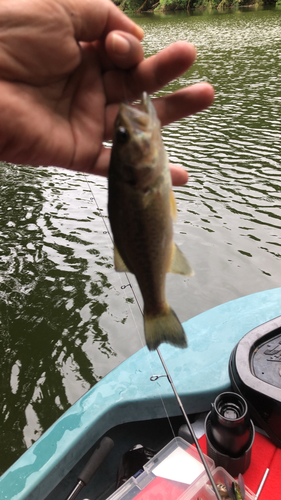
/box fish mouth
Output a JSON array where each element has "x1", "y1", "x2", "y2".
[
  {"x1": 139, "y1": 92, "x2": 157, "y2": 120},
  {"x1": 140, "y1": 92, "x2": 150, "y2": 113},
  {"x1": 117, "y1": 93, "x2": 157, "y2": 135}
]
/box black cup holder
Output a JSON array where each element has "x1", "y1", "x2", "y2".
[{"x1": 205, "y1": 392, "x2": 254, "y2": 476}]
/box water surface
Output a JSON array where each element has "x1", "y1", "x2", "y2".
[{"x1": 0, "y1": 6, "x2": 281, "y2": 474}]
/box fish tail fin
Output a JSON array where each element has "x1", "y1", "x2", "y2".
[{"x1": 144, "y1": 305, "x2": 187, "y2": 351}]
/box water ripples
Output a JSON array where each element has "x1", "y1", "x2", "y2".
[
  {"x1": 0, "y1": 165, "x2": 143, "y2": 472},
  {"x1": 132, "y1": 7, "x2": 281, "y2": 316},
  {"x1": 0, "y1": 7, "x2": 281, "y2": 473}
]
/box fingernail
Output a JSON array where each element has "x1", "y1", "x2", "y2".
[
  {"x1": 112, "y1": 33, "x2": 130, "y2": 55},
  {"x1": 135, "y1": 25, "x2": 145, "y2": 40}
]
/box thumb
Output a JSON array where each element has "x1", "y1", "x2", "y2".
[{"x1": 63, "y1": 0, "x2": 144, "y2": 42}]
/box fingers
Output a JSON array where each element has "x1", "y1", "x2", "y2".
[
  {"x1": 169, "y1": 164, "x2": 188, "y2": 186},
  {"x1": 95, "y1": 31, "x2": 144, "y2": 72},
  {"x1": 102, "y1": 39, "x2": 214, "y2": 140},
  {"x1": 89, "y1": 146, "x2": 111, "y2": 177},
  {"x1": 153, "y1": 83, "x2": 215, "y2": 126},
  {"x1": 103, "y1": 41, "x2": 197, "y2": 103},
  {"x1": 104, "y1": 82, "x2": 214, "y2": 140},
  {"x1": 104, "y1": 31, "x2": 144, "y2": 70},
  {"x1": 134, "y1": 41, "x2": 197, "y2": 97},
  {"x1": 64, "y1": 0, "x2": 144, "y2": 42}
]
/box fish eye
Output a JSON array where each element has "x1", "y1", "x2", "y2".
[{"x1": 116, "y1": 126, "x2": 129, "y2": 144}]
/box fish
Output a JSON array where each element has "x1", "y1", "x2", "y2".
[
  {"x1": 208, "y1": 476, "x2": 245, "y2": 500},
  {"x1": 108, "y1": 92, "x2": 194, "y2": 351},
  {"x1": 231, "y1": 479, "x2": 245, "y2": 500},
  {"x1": 224, "y1": 473, "x2": 245, "y2": 500}
]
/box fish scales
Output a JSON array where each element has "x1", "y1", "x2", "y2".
[
  {"x1": 108, "y1": 92, "x2": 193, "y2": 350},
  {"x1": 111, "y1": 177, "x2": 172, "y2": 312}
]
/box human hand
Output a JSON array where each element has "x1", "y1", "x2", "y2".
[{"x1": 0, "y1": 0, "x2": 214, "y2": 185}]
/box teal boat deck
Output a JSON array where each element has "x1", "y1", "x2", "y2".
[{"x1": 1, "y1": 288, "x2": 281, "y2": 500}]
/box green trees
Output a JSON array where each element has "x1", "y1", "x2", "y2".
[
  {"x1": 113, "y1": 0, "x2": 277, "y2": 11},
  {"x1": 113, "y1": 0, "x2": 157, "y2": 10}
]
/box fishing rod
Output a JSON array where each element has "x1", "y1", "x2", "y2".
[
  {"x1": 65, "y1": 437, "x2": 114, "y2": 500},
  {"x1": 86, "y1": 178, "x2": 221, "y2": 500},
  {"x1": 156, "y1": 348, "x2": 221, "y2": 500}
]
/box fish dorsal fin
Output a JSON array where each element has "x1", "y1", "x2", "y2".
[
  {"x1": 170, "y1": 190, "x2": 177, "y2": 221},
  {"x1": 168, "y1": 243, "x2": 194, "y2": 276},
  {"x1": 114, "y1": 244, "x2": 130, "y2": 272}
]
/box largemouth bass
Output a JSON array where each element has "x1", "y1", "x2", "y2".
[{"x1": 108, "y1": 93, "x2": 194, "y2": 351}]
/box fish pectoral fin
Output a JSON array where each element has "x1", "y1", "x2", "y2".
[
  {"x1": 144, "y1": 305, "x2": 187, "y2": 351},
  {"x1": 114, "y1": 244, "x2": 130, "y2": 272},
  {"x1": 168, "y1": 243, "x2": 194, "y2": 276}
]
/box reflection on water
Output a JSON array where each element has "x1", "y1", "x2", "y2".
[
  {"x1": 0, "y1": 165, "x2": 143, "y2": 472},
  {"x1": 0, "y1": 6, "x2": 281, "y2": 474}
]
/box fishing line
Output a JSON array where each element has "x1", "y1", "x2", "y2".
[
  {"x1": 84, "y1": 175, "x2": 176, "y2": 439},
  {"x1": 85, "y1": 175, "x2": 221, "y2": 499}
]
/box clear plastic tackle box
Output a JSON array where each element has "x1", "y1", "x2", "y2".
[{"x1": 106, "y1": 437, "x2": 255, "y2": 500}]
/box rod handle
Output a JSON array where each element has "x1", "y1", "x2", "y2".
[{"x1": 78, "y1": 436, "x2": 114, "y2": 485}]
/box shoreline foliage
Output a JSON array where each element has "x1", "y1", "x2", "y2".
[{"x1": 112, "y1": 0, "x2": 277, "y2": 12}]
